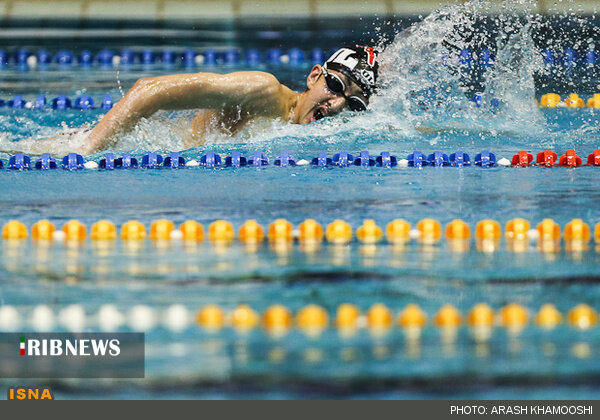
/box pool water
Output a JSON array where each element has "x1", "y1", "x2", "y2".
[{"x1": 1, "y1": 0, "x2": 600, "y2": 399}]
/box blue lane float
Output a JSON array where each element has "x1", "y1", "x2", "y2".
[
  {"x1": 248, "y1": 152, "x2": 269, "y2": 167},
  {"x1": 460, "y1": 48, "x2": 473, "y2": 69},
  {"x1": 564, "y1": 48, "x2": 576, "y2": 68},
  {"x1": 245, "y1": 49, "x2": 261, "y2": 66},
  {"x1": 75, "y1": 95, "x2": 94, "y2": 110},
  {"x1": 79, "y1": 50, "x2": 93, "y2": 66},
  {"x1": 37, "y1": 49, "x2": 51, "y2": 65},
  {"x1": 99, "y1": 153, "x2": 115, "y2": 169},
  {"x1": 142, "y1": 49, "x2": 155, "y2": 65},
  {"x1": 479, "y1": 49, "x2": 494, "y2": 68},
  {"x1": 274, "y1": 152, "x2": 296, "y2": 167},
  {"x1": 224, "y1": 49, "x2": 240, "y2": 66},
  {"x1": 35, "y1": 153, "x2": 57, "y2": 170},
  {"x1": 311, "y1": 48, "x2": 324, "y2": 65},
  {"x1": 203, "y1": 49, "x2": 217, "y2": 66},
  {"x1": 56, "y1": 50, "x2": 74, "y2": 65},
  {"x1": 119, "y1": 49, "x2": 135, "y2": 65},
  {"x1": 16, "y1": 49, "x2": 29, "y2": 66},
  {"x1": 474, "y1": 150, "x2": 496, "y2": 167},
  {"x1": 542, "y1": 48, "x2": 555, "y2": 67},
  {"x1": 266, "y1": 49, "x2": 282, "y2": 65},
  {"x1": 115, "y1": 153, "x2": 138, "y2": 169},
  {"x1": 407, "y1": 151, "x2": 426, "y2": 168},
  {"x1": 353, "y1": 150, "x2": 375, "y2": 167},
  {"x1": 311, "y1": 152, "x2": 332, "y2": 167},
  {"x1": 35, "y1": 95, "x2": 47, "y2": 110},
  {"x1": 9, "y1": 95, "x2": 26, "y2": 109},
  {"x1": 224, "y1": 152, "x2": 246, "y2": 168},
  {"x1": 449, "y1": 151, "x2": 471, "y2": 167},
  {"x1": 332, "y1": 152, "x2": 353, "y2": 167},
  {"x1": 200, "y1": 152, "x2": 222, "y2": 168},
  {"x1": 9, "y1": 153, "x2": 31, "y2": 170},
  {"x1": 62, "y1": 153, "x2": 84, "y2": 170},
  {"x1": 164, "y1": 152, "x2": 185, "y2": 168},
  {"x1": 101, "y1": 95, "x2": 113, "y2": 110},
  {"x1": 376, "y1": 152, "x2": 397, "y2": 167},
  {"x1": 141, "y1": 153, "x2": 163, "y2": 168},
  {"x1": 162, "y1": 50, "x2": 175, "y2": 65},
  {"x1": 52, "y1": 95, "x2": 72, "y2": 110},
  {"x1": 427, "y1": 151, "x2": 450, "y2": 167},
  {"x1": 288, "y1": 48, "x2": 305, "y2": 66},
  {"x1": 96, "y1": 49, "x2": 113, "y2": 66},
  {"x1": 586, "y1": 49, "x2": 597, "y2": 67},
  {"x1": 183, "y1": 49, "x2": 196, "y2": 67}
]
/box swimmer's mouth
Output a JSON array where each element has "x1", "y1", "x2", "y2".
[{"x1": 310, "y1": 107, "x2": 328, "y2": 122}]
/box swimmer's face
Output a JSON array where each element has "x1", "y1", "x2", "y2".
[{"x1": 298, "y1": 65, "x2": 369, "y2": 124}]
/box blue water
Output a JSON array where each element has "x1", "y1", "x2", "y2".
[{"x1": 1, "y1": 2, "x2": 600, "y2": 399}]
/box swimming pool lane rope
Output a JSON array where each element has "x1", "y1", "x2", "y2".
[
  {"x1": 0, "y1": 301, "x2": 596, "y2": 335},
  {"x1": 0, "y1": 92, "x2": 599, "y2": 111},
  {"x1": 1, "y1": 217, "x2": 598, "y2": 247},
  {"x1": 1, "y1": 148, "x2": 600, "y2": 169},
  {"x1": 0, "y1": 46, "x2": 595, "y2": 72}
]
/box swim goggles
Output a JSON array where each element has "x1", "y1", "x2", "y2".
[{"x1": 321, "y1": 67, "x2": 368, "y2": 112}]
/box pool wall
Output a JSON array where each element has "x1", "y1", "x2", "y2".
[{"x1": 0, "y1": 0, "x2": 597, "y2": 22}]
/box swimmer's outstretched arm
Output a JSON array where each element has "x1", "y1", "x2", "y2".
[{"x1": 79, "y1": 71, "x2": 285, "y2": 154}]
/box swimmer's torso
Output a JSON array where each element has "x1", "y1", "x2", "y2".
[
  {"x1": 188, "y1": 107, "x2": 251, "y2": 147},
  {"x1": 187, "y1": 83, "x2": 296, "y2": 148}
]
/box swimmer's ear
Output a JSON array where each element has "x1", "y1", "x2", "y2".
[{"x1": 306, "y1": 65, "x2": 322, "y2": 90}]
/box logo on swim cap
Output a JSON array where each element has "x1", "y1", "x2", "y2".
[{"x1": 324, "y1": 45, "x2": 379, "y2": 96}]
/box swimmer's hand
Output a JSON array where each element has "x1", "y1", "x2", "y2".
[
  {"x1": 0, "y1": 128, "x2": 92, "y2": 157},
  {"x1": 79, "y1": 71, "x2": 286, "y2": 155},
  {"x1": 415, "y1": 125, "x2": 444, "y2": 134}
]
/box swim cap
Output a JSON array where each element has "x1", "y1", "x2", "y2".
[{"x1": 324, "y1": 45, "x2": 379, "y2": 96}]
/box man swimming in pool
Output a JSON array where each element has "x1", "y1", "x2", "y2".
[{"x1": 77, "y1": 45, "x2": 379, "y2": 155}]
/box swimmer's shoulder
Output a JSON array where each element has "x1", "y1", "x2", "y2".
[
  {"x1": 225, "y1": 71, "x2": 286, "y2": 95},
  {"x1": 223, "y1": 71, "x2": 290, "y2": 92},
  {"x1": 227, "y1": 70, "x2": 281, "y2": 83},
  {"x1": 221, "y1": 71, "x2": 294, "y2": 114}
]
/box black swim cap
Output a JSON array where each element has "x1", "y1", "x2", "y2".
[{"x1": 324, "y1": 45, "x2": 379, "y2": 96}]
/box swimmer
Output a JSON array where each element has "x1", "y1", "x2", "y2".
[{"x1": 47, "y1": 45, "x2": 377, "y2": 155}]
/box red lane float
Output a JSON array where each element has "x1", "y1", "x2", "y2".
[
  {"x1": 586, "y1": 150, "x2": 600, "y2": 166},
  {"x1": 511, "y1": 151, "x2": 534, "y2": 167},
  {"x1": 559, "y1": 150, "x2": 582, "y2": 167},
  {"x1": 536, "y1": 150, "x2": 558, "y2": 167}
]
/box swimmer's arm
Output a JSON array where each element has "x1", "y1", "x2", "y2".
[
  {"x1": 415, "y1": 125, "x2": 444, "y2": 134},
  {"x1": 80, "y1": 71, "x2": 283, "y2": 154}
]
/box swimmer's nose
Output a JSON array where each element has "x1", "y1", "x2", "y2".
[{"x1": 327, "y1": 96, "x2": 347, "y2": 114}]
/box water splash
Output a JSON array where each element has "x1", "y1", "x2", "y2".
[{"x1": 248, "y1": 0, "x2": 600, "y2": 152}]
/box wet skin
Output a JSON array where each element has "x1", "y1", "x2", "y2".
[{"x1": 79, "y1": 64, "x2": 368, "y2": 155}]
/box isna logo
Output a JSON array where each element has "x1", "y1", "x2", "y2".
[{"x1": 7, "y1": 386, "x2": 54, "y2": 400}]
